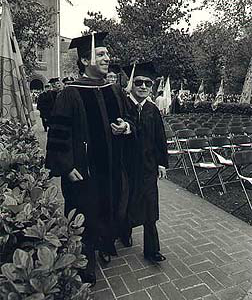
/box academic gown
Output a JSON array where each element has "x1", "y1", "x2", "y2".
[
  {"x1": 124, "y1": 98, "x2": 168, "y2": 228},
  {"x1": 37, "y1": 90, "x2": 57, "y2": 119},
  {"x1": 45, "y1": 77, "x2": 133, "y2": 255}
]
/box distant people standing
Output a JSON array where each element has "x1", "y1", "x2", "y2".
[
  {"x1": 62, "y1": 76, "x2": 74, "y2": 86},
  {"x1": 37, "y1": 84, "x2": 51, "y2": 132},
  {"x1": 170, "y1": 90, "x2": 181, "y2": 114},
  {"x1": 155, "y1": 90, "x2": 166, "y2": 116},
  {"x1": 37, "y1": 78, "x2": 63, "y2": 132}
]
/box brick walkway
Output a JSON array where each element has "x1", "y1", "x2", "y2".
[
  {"x1": 33, "y1": 108, "x2": 252, "y2": 300},
  {"x1": 90, "y1": 180, "x2": 252, "y2": 300}
]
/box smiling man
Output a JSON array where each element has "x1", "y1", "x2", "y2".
[
  {"x1": 121, "y1": 61, "x2": 168, "y2": 263},
  {"x1": 45, "y1": 32, "x2": 134, "y2": 286}
]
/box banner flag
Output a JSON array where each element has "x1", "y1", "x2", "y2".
[
  {"x1": 194, "y1": 80, "x2": 206, "y2": 108},
  {"x1": 240, "y1": 57, "x2": 252, "y2": 104},
  {"x1": 212, "y1": 79, "x2": 224, "y2": 111},
  {"x1": 163, "y1": 76, "x2": 171, "y2": 114},
  {"x1": 0, "y1": 0, "x2": 35, "y2": 126},
  {"x1": 157, "y1": 76, "x2": 164, "y2": 93}
]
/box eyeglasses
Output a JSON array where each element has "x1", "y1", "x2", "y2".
[{"x1": 133, "y1": 79, "x2": 153, "y2": 88}]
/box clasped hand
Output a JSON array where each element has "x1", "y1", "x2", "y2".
[{"x1": 111, "y1": 118, "x2": 127, "y2": 135}]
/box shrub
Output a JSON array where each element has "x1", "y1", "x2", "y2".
[{"x1": 0, "y1": 120, "x2": 91, "y2": 299}]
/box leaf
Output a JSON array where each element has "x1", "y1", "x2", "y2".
[
  {"x1": 29, "y1": 278, "x2": 43, "y2": 293},
  {"x1": 67, "y1": 208, "x2": 76, "y2": 222},
  {"x1": 2, "y1": 195, "x2": 18, "y2": 206},
  {"x1": 73, "y1": 255, "x2": 87, "y2": 268},
  {"x1": 26, "y1": 252, "x2": 34, "y2": 276},
  {"x1": 24, "y1": 203, "x2": 32, "y2": 215},
  {"x1": 30, "y1": 187, "x2": 43, "y2": 202},
  {"x1": 44, "y1": 185, "x2": 58, "y2": 200},
  {"x1": 43, "y1": 275, "x2": 57, "y2": 294},
  {"x1": 1, "y1": 263, "x2": 16, "y2": 281},
  {"x1": 44, "y1": 233, "x2": 62, "y2": 247},
  {"x1": 24, "y1": 226, "x2": 41, "y2": 239},
  {"x1": 45, "y1": 218, "x2": 56, "y2": 231},
  {"x1": 7, "y1": 292, "x2": 19, "y2": 300},
  {"x1": 37, "y1": 247, "x2": 55, "y2": 269},
  {"x1": 13, "y1": 249, "x2": 29, "y2": 269},
  {"x1": 24, "y1": 174, "x2": 35, "y2": 183},
  {"x1": 25, "y1": 293, "x2": 45, "y2": 300},
  {"x1": 69, "y1": 235, "x2": 82, "y2": 243},
  {"x1": 6, "y1": 203, "x2": 26, "y2": 214},
  {"x1": 53, "y1": 254, "x2": 76, "y2": 270},
  {"x1": 73, "y1": 227, "x2": 85, "y2": 235},
  {"x1": 73, "y1": 214, "x2": 85, "y2": 227}
]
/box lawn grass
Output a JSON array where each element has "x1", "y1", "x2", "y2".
[{"x1": 166, "y1": 165, "x2": 252, "y2": 225}]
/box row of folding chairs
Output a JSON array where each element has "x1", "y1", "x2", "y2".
[
  {"x1": 165, "y1": 128, "x2": 252, "y2": 212},
  {"x1": 166, "y1": 122, "x2": 252, "y2": 138}
]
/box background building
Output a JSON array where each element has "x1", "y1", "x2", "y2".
[{"x1": 30, "y1": 0, "x2": 71, "y2": 91}]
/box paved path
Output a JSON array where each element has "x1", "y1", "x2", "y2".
[
  {"x1": 90, "y1": 180, "x2": 252, "y2": 300},
  {"x1": 33, "y1": 107, "x2": 252, "y2": 300}
]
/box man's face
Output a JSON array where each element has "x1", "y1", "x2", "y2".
[
  {"x1": 85, "y1": 47, "x2": 110, "y2": 77},
  {"x1": 52, "y1": 81, "x2": 63, "y2": 91},
  {"x1": 107, "y1": 71, "x2": 118, "y2": 84},
  {"x1": 131, "y1": 76, "x2": 153, "y2": 101}
]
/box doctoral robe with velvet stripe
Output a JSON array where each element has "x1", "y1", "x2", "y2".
[
  {"x1": 124, "y1": 98, "x2": 168, "y2": 227},
  {"x1": 45, "y1": 78, "x2": 133, "y2": 254}
]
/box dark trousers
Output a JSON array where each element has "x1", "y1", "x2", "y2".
[
  {"x1": 121, "y1": 221, "x2": 160, "y2": 255},
  {"x1": 143, "y1": 222, "x2": 160, "y2": 255}
]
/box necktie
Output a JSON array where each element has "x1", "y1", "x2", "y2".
[{"x1": 136, "y1": 103, "x2": 142, "y2": 121}]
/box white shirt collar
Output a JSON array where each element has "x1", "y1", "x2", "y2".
[{"x1": 129, "y1": 94, "x2": 151, "y2": 107}]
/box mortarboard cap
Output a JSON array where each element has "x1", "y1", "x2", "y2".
[
  {"x1": 123, "y1": 61, "x2": 157, "y2": 80},
  {"x1": 48, "y1": 77, "x2": 60, "y2": 84},
  {"x1": 69, "y1": 32, "x2": 108, "y2": 59},
  {"x1": 62, "y1": 76, "x2": 74, "y2": 84}
]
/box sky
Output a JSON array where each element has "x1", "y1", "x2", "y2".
[{"x1": 60, "y1": 0, "x2": 214, "y2": 39}]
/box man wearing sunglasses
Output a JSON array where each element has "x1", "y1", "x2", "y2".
[{"x1": 121, "y1": 62, "x2": 168, "y2": 262}]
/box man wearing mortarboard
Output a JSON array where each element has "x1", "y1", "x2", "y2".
[
  {"x1": 121, "y1": 61, "x2": 168, "y2": 262},
  {"x1": 45, "y1": 32, "x2": 134, "y2": 286}
]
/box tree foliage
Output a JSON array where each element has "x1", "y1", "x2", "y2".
[
  {"x1": 1, "y1": 0, "x2": 56, "y2": 75},
  {"x1": 201, "y1": 0, "x2": 252, "y2": 36},
  {"x1": 83, "y1": 0, "x2": 197, "y2": 90},
  {"x1": 191, "y1": 18, "x2": 252, "y2": 95}
]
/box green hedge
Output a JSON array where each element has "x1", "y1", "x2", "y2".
[{"x1": 0, "y1": 120, "x2": 90, "y2": 300}]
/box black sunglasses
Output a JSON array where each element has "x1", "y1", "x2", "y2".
[{"x1": 133, "y1": 79, "x2": 153, "y2": 87}]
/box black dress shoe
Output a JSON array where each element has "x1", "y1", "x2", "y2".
[
  {"x1": 79, "y1": 270, "x2": 96, "y2": 287},
  {"x1": 144, "y1": 252, "x2": 166, "y2": 262},
  {"x1": 120, "y1": 236, "x2": 133, "y2": 248},
  {"x1": 98, "y1": 251, "x2": 111, "y2": 264}
]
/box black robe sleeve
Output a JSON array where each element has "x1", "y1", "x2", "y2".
[
  {"x1": 154, "y1": 107, "x2": 169, "y2": 168},
  {"x1": 45, "y1": 87, "x2": 80, "y2": 176}
]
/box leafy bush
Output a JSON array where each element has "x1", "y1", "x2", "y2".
[{"x1": 0, "y1": 120, "x2": 91, "y2": 299}]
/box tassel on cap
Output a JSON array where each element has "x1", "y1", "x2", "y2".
[
  {"x1": 90, "y1": 32, "x2": 96, "y2": 66},
  {"x1": 125, "y1": 63, "x2": 136, "y2": 93}
]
